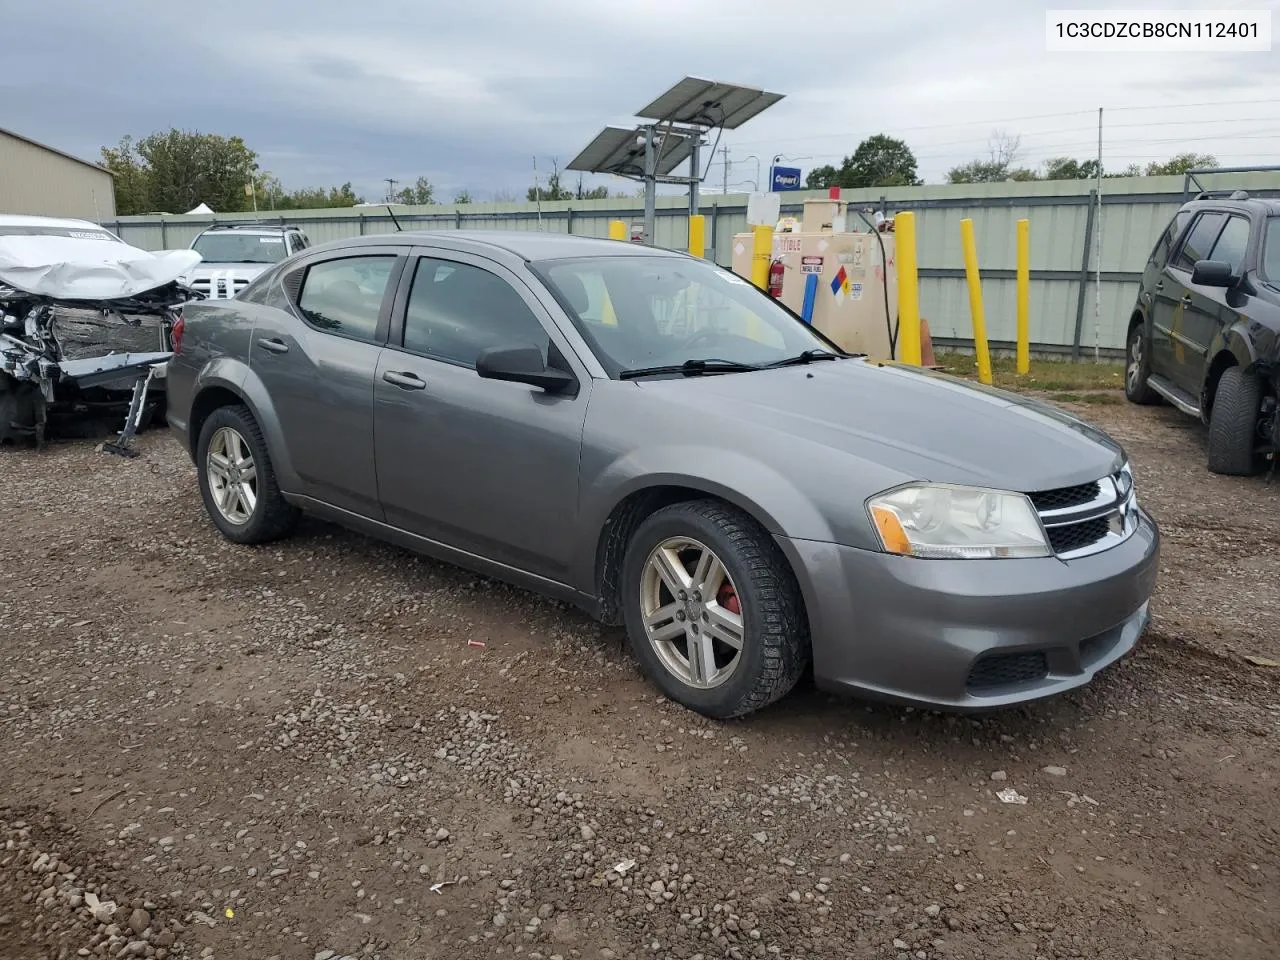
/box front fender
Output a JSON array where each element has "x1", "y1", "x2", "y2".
[
  {"x1": 1209, "y1": 322, "x2": 1259, "y2": 372},
  {"x1": 573, "y1": 444, "x2": 841, "y2": 593}
]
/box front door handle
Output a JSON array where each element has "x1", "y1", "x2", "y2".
[
  {"x1": 1181, "y1": 293, "x2": 1193, "y2": 304},
  {"x1": 383, "y1": 370, "x2": 426, "y2": 390},
  {"x1": 257, "y1": 337, "x2": 289, "y2": 354}
]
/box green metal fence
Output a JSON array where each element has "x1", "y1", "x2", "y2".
[{"x1": 103, "y1": 170, "x2": 1280, "y2": 359}]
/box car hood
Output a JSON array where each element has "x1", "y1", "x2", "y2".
[{"x1": 634, "y1": 358, "x2": 1125, "y2": 492}]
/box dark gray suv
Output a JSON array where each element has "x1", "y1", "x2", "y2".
[
  {"x1": 1125, "y1": 190, "x2": 1280, "y2": 475},
  {"x1": 165, "y1": 231, "x2": 1159, "y2": 719}
]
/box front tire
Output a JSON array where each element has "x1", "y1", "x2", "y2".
[
  {"x1": 1124, "y1": 322, "x2": 1159, "y2": 405},
  {"x1": 1207, "y1": 366, "x2": 1263, "y2": 476},
  {"x1": 620, "y1": 499, "x2": 809, "y2": 719},
  {"x1": 196, "y1": 404, "x2": 299, "y2": 543}
]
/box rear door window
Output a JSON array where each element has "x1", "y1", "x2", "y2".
[
  {"x1": 1264, "y1": 218, "x2": 1280, "y2": 282},
  {"x1": 297, "y1": 256, "x2": 396, "y2": 342},
  {"x1": 1206, "y1": 215, "x2": 1250, "y2": 276},
  {"x1": 1174, "y1": 212, "x2": 1227, "y2": 272}
]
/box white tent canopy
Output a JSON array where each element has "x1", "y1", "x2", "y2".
[{"x1": 185, "y1": 202, "x2": 214, "y2": 215}]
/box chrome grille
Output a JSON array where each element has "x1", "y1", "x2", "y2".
[
  {"x1": 1027, "y1": 481, "x2": 1100, "y2": 512},
  {"x1": 1030, "y1": 463, "x2": 1137, "y2": 559},
  {"x1": 190, "y1": 276, "x2": 252, "y2": 300}
]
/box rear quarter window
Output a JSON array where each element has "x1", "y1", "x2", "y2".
[{"x1": 1151, "y1": 210, "x2": 1191, "y2": 268}]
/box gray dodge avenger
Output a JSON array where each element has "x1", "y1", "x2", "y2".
[{"x1": 164, "y1": 231, "x2": 1160, "y2": 719}]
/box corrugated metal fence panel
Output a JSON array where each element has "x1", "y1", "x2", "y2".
[{"x1": 102, "y1": 173, "x2": 1280, "y2": 352}]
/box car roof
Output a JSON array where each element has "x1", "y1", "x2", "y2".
[
  {"x1": 1181, "y1": 195, "x2": 1280, "y2": 216},
  {"x1": 302, "y1": 230, "x2": 688, "y2": 262},
  {"x1": 0, "y1": 213, "x2": 115, "y2": 230}
]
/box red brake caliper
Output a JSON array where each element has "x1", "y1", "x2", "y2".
[{"x1": 716, "y1": 582, "x2": 740, "y2": 616}]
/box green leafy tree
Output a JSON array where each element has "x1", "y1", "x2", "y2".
[
  {"x1": 453, "y1": 190, "x2": 473, "y2": 204},
  {"x1": 251, "y1": 173, "x2": 362, "y2": 210},
  {"x1": 805, "y1": 164, "x2": 839, "y2": 189},
  {"x1": 393, "y1": 176, "x2": 435, "y2": 205},
  {"x1": 1042, "y1": 157, "x2": 1100, "y2": 180},
  {"x1": 100, "y1": 129, "x2": 260, "y2": 214},
  {"x1": 841, "y1": 134, "x2": 922, "y2": 187},
  {"x1": 1145, "y1": 153, "x2": 1218, "y2": 176},
  {"x1": 528, "y1": 171, "x2": 573, "y2": 202},
  {"x1": 800, "y1": 136, "x2": 920, "y2": 190}
]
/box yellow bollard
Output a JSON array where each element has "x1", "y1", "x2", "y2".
[
  {"x1": 608, "y1": 219, "x2": 626, "y2": 242},
  {"x1": 748, "y1": 225, "x2": 773, "y2": 342},
  {"x1": 895, "y1": 212, "x2": 922, "y2": 366},
  {"x1": 688, "y1": 214, "x2": 706, "y2": 259},
  {"x1": 959, "y1": 218, "x2": 993, "y2": 386},
  {"x1": 1015, "y1": 218, "x2": 1030, "y2": 375}
]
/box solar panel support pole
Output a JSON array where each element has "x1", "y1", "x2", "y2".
[
  {"x1": 688, "y1": 135, "x2": 701, "y2": 217},
  {"x1": 643, "y1": 125, "x2": 657, "y2": 246}
]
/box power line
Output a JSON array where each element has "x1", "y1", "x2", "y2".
[{"x1": 727, "y1": 96, "x2": 1280, "y2": 151}]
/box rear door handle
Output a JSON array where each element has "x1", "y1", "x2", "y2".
[
  {"x1": 1154, "y1": 281, "x2": 1163, "y2": 291},
  {"x1": 257, "y1": 337, "x2": 289, "y2": 354},
  {"x1": 1181, "y1": 293, "x2": 1193, "y2": 304},
  {"x1": 383, "y1": 370, "x2": 426, "y2": 390}
]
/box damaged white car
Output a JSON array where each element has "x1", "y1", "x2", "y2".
[{"x1": 0, "y1": 215, "x2": 203, "y2": 452}]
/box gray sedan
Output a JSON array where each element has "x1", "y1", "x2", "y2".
[{"x1": 164, "y1": 231, "x2": 1159, "y2": 718}]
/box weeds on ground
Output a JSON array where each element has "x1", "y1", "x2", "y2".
[{"x1": 934, "y1": 352, "x2": 1125, "y2": 393}]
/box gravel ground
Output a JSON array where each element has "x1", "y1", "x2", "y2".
[{"x1": 1, "y1": 397, "x2": 1278, "y2": 960}]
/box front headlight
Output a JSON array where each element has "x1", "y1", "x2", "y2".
[{"x1": 867, "y1": 483, "x2": 1051, "y2": 559}]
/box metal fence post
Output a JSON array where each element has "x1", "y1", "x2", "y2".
[{"x1": 1072, "y1": 189, "x2": 1097, "y2": 361}]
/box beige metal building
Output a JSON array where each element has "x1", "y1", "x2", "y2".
[{"x1": 0, "y1": 127, "x2": 116, "y2": 220}]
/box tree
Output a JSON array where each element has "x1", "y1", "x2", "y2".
[
  {"x1": 843, "y1": 134, "x2": 922, "y2": 187},
  {"x1": 1042, "y1": 157, "x2": 1101, "y2": 180},
  {"x1": 392, "y1": 176, "x2": 434, "y2": 205},
  {"x1": 1145, "y1": 153, "x2": 1218, "y2": 176},
  {"x1": 805, "y1": 165, "x2": 839, "y2": 190},
  {"x1": 248, "y1": 173, "x2": 362, "y2": 210},
  {"x1": 100, "y1": 136, "x2": 150, "y2": 215},
  {"x1": 453, "y1": 190, "x2": 473, "y2": 204},
  {"x1": 101, "y1": 129, "x2": 259, "y2": 214},
  {"x1": 799, "y1": 136, "x2": 920, "y2": 190},
  {"x1": 946, "y1": 130, "x2": 1024, "y2": 184}
]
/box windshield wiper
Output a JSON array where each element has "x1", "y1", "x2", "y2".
[
  {"x1": 618, "y1": 358, "x2": 761, "y2": 380},
  {"x1": 761, "y1": 349, "x2": 844, "y2": 368}
]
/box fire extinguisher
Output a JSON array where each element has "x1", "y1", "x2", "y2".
[{"x1": 767, "y1": 260, "x2": 785, "y2": 299}]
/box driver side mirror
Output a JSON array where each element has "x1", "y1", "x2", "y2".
[
  {"x1": 1191, "y1": 259, "x2": 1235, "y2": 288},
  {"x1": 476, "y1": 344, "x2": 576, "y2": 395}
]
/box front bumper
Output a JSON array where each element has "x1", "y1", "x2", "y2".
[{"x1": 778, "y1": 506, "x2": 1160, "y2": 710}]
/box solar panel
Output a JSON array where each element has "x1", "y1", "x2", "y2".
[
  {"x1": 636, "y1": 77, "x2": 785, "y2": 130},
  {"x1": 566, "y1": 125, "x2": 695, "y2": 177}
]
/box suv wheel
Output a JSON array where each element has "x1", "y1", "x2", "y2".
[
  {"x1": 620, "y1": 499, "x2": 809, "y2": 719},
  {"x1": 1124, "y1": 323, "x2": 1159, "y2": 405},
  {"x1": 196, "y1": 404, "x2": 299, "y2": 543},
  {"x1": 1207, "y1": 366, "x2": 1263, "y2": 476}
]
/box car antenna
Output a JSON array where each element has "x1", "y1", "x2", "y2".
[{"x1": 386, "y1": 204, "x2": 403, "y2": 232}]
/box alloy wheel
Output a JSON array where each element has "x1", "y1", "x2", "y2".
[
  {"x1": 206, "y1": 426, "x2": 258, "y2": 525},
  {"x1": 1127, "y1": 332, "x2": 1143, "y2": 393},
  {"x1": 639, "y1": 536, "x2": 745, "y2": 689}
]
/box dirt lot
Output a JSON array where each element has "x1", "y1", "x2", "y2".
[{"x1": 2, "y1": 383, "x2": 1278, "y2": 960}]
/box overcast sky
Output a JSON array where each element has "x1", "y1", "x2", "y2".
[{"x1": 5, "y1": 0, "x2": 1278, "y2": 203}]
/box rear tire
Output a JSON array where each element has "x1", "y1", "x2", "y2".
[
  {"x1": 620, "y1": 499, "x2": 809, "y2": 719},
  {"x1": 1124, "y1": 323, "x2": 1160, "y2": 405},
  {"x1": 1207, "y1": 366, "x2": 1263, "y2": 476},
  {"x1": 196, "y1": 404, "x2": 299, "y2": 543}
]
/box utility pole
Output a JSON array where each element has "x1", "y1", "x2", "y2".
[
  {"x1": 719, "y1": 145, "x2": 730, "y2": 195},
  {"x1": 384, "y1": 178, "x2": 398, "y2": 203},
  {"x1": 1093, "y1": 106, "x2": 1103, "y2": 363}
]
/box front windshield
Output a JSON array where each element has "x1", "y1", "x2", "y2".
[
  {"x1": 192, "y1": 232, "x2": 288, "y2": 264},
  {"x1": 1264, "y1": 217, "x2": 1280, "y2": 283},
  {"x1": 532, "y1": 255, "x2": 838, "y2": 375}
]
